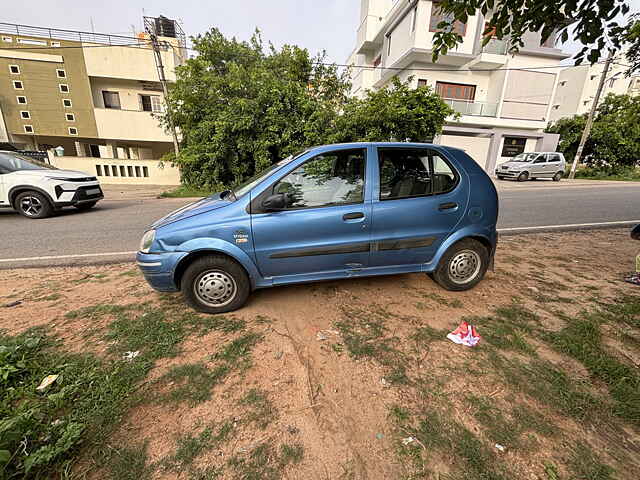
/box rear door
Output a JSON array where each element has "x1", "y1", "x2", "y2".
[
  {"x1": 251, "y1": 147, "x2": 372, "y2": 278},
  {"x1": 369, "y1": 147, "x2": 468, "y2": 268}
]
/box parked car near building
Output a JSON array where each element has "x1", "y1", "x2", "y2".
[
  {"x1": 495, "y1": 152, "x2": 566, "y2": 181},
  {"x1": 138, "y1": 143, "x2": 499, "y2": 313},
  {"x1": 0, "y1": 151, "x2": 103, "y2": 218}
]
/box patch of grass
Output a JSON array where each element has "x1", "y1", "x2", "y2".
[
  {"x1": 335, "y1": 305, "x2": 407, "y2": 384},
  {"x1": 160, "y1": 185, "x2": 215, "y2": 198},
  {"x1": 34, "y1": 293, "x2": 62, "y2": 302},
  {"x1": 550, "y1": 307, "x2": 640, "y2": 424},
  {"x1": 214, "y1": 332, "x2": 262, "y2": 369},
  {"x1": 105, "y1": 308, "x2": 186, "y2": 360},
  {"x1": 488, "y1": 353, "x2": 605, "y2": 422},
  {"x1": 599, "y1": 294, "x2": 640, "y2": 329},
  {"x1": 239, "y1": 389, "x2": 276, "y2": 429},
  {"x1": 181, "y1": 312, "x2": 246, "y2": 336},
  {"x1": 419, "y1": 292, "x2": 464, "y2": 308},
  {"x1": 228, "y1": 441, "x2": 303, "y2": 480},
  {"x1": 161, "y1": 420, "x2": 234, "y2": 476},
  {"x1": 65, "y1": 303, "x2": 134, "y2": 321},
  {"x1": 466, "y1": 395, "x2": 555, "y2": 450},
  {"x1": 0, "y1": 328, "x2": 150, "y2": 478},
  {"x1": 568, "y1": 443, "x2": 615, "y2": 480},
  {"x1": 156, "y1": 363, "x2": 222, "y2": 406},
  {"x1": 474, "y1": 304, "x2": 540, "y2": 354},
  {"x1": 106, "y1": 443, "x2": 152, "y2": 480},
  {"x1": 279, "y1": 443, "x2": 304, "y2": 465},
  {"x1": 393, "y1": 406, "x2": 507, "y2": 479}
]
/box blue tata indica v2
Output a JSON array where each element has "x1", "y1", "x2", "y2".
[{"x1": 137, "y1": 143, "x2": 498, "y2": 313}]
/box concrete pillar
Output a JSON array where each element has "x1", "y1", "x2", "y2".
[
  {"x1": 74, "y1": 141, "x2": 87, "y2": 157},
  {"x1": 485, "y1": 131, "x2": 504, "y2": 175}
]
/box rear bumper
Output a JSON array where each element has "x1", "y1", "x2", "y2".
[{"x1": 136, "y1": 251, "x2": 188, "y2": 292}]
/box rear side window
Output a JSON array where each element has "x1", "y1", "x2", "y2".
[
  {"x1": 379, "y1": 148, "x2": 457, "y2": 200},
  {"x1": 547, "y1": 154, "x2": 561, "y2": 162},
  {"x1": 273, "y1": 148, "x2": 366, "y2": 209}
]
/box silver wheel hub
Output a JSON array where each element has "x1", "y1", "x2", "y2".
[
  {"x1": 194, "y1": 270, "x2": 237, "y2": 307},
  {"x1": 449, "y1": 250, "x2": 482, "y2": 285},
  {"x1": 21, "y1": 196, "x2": 42, "y2": 216}
]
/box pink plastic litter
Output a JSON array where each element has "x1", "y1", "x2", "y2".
[{"x1": 447, "y1": 321, "x2": 481, "y2": 347}]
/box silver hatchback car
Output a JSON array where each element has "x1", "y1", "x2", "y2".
[{"x1": 495, "y1": 152, "x2": 566, "y2": 182}]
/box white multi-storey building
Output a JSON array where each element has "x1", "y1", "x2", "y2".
[
  {"x1": 347, "y1": 0, "x2": 569, "y2": 172},
  {"x1": 549, "y1": 51, "x2": 640, "y2": 121}
]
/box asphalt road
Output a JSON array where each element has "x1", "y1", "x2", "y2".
[{"x1": 1, "y1": 181, "x2": 639, "y2": 269}]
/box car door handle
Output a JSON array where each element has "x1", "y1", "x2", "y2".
[
  {"x1": 438, "y1": 202, "x2": 458, "y2": 211},
  {"x1": 343, "y1": 212, "x2": 365, "y2": 220}
]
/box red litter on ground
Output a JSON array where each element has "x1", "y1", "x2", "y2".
[{"x1": 447, "y1": 321, "x2": 481, "y2": 347}]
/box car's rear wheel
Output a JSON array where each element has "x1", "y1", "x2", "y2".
[
  {"x1": 432, "y1": 238, "x2": 489, "y2": 291},
  {"x1": 15, "y1": 191, "x2": 53, "y2": 219},
  {"x1": 75, "y1": 201, "x2": 98, "y2": 211},
  {"x1": 553, "y1": 172, "x2": 563, "y2": 182},
  {"x1": 517, "y1": 171, "x2": 529, "y2": 182},
  {"x1": 181, "y1": 255, "x2": 250, "y2": 314}
]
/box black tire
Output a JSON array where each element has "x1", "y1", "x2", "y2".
[
  {"x1": 431, "y1": 238, "x2": 489, "y2": 292},
  {"x1": 553, "y1": 171, "x2": 563, "y2": 182},
  {"x1": 517, "y1": 171, "x2": 529, "y2": 182},
  {"x1": 14, "y1": 190, "x2": 53, "y2": 219},
  {"x1": 496, "y1": 176, "x2": 505, "y2": 180},
  {"x1": 74, "y1": 201, "x2": 98, "y2": 211},
  {"x1": 181, "y1": 255, "x2": 250, "y2": 314}
]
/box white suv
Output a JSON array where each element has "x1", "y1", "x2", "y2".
[{"x1": 0, "y1": 151, "x2": 103, "y2": 219}]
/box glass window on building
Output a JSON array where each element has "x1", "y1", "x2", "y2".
[
  {"x1": 102, "y1": 91, "x2": 121, "y2": 109},
  {"x1": 501, "y1": 137, "x2": 527, "y2": 157}
]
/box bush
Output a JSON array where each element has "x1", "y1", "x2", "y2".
[{"x1": 574, "y1": 165, "x2": 640, "y2": 181}]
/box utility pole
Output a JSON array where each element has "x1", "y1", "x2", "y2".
[
  {"x1": 146, "y1": 23, "x2": 180, "y2": 157},
  {"x1": 568, "y1": 50, "x2": 615, "y2": 179}
]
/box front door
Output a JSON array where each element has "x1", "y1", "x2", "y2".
[
  {"x1": 531, "y1": 154, "x2": 547, "y2": 177},
  {"x1": 369, "y1": 147, "x2": 468, "y2": 267},
  {"x1": 251, "y1": 147, "x2": 371, "y2": 278}
]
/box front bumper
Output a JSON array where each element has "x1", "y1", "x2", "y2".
[
  {"x1": 136, "y1": 251, "x2": 188, "y2": 292},
  {"x1": 495, "y1": 169, "x2": 521, "y2": 178},
  {"x1": 54, "y1": 184, "x2": 104, "y2": 207}
]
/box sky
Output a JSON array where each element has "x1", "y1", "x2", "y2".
[{"x1": 4, "y1": 0, "x2": 640, "y2": 64}]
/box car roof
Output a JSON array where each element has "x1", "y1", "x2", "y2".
[{"x1": 306, "y1": 142, "x2": 464, "y2": 154}]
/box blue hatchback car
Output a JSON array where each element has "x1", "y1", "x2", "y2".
[{"x1": 137, "y1": 143, "x2": 498, "y2": 313}]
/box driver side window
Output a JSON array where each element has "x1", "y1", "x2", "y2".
[
  {"x1": 533, "y1": 155, "x2": 546, "y2": 164},
  {"x1": 273, "y1": 148, "x2": 366, "y2": 209}
]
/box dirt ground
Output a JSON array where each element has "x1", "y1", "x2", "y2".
[{"x1": 1, "y1": 228, "x2": 639, "y2": 479}]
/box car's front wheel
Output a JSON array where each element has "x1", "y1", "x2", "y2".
[
  {"x1": 15, "y1": 191, "x2": 53, "y2": 219},
  {"x1": 181, "y1": 255, "x2": 250, "y2": 314},
  {"x1": 517, "y1": 171, "x2": 529, "y2": 182},
  {"x1": 432, "y1": 238, "x2": 489, "y2": 291}
]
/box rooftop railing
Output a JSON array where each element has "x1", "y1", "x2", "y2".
[{"x1": 0, "y1": 22, "x2": 142, "y2": 46}]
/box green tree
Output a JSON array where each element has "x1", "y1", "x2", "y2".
[
  {"x1": 164, "y1": 30, "x2": 454, "y2": 189},
  {"x1": 334, "y1": 77, "x2": 456, "y2": 143},
  {"x1": 163, "y1": 28, "x2": 350, "y2": 189},
  {"x1": 429, "y1": 0, "x2": 637, "y2": 69},
  {"x1": 546, "y1": 94, "x2": 640, "y2": 168}
]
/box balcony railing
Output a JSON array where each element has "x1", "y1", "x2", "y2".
[
  {"x1": 443, "y1": 99, "x2": 498, "y2": 117},
  {"x1": 481, "y1": 38, "x2": 508, "y2": 55}
]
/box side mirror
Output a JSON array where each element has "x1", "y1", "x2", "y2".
[{"x1": 261, "y1": 193, "x2": 288, "y2": 211}]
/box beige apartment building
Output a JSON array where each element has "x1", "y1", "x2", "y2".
[
  {"x1": 0, "y1": 18, "x2": 186, "y2": 184},
  {"x1": 348, "y1": 0, "x2": 568, "y2": 173},
  {"x1": 549, "y1": 51, "x2": 640, "y2": 121}
]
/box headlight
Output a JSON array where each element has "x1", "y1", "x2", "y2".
[{"x1": 139, "y1": 230, "x2": 156, "y2": 253}]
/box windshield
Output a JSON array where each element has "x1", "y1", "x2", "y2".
[
  {"x1": 511, "y1": 153, "x2": 540, "y2": 163},
  {"x1": 0, "y1": 152, "x2": 56, "y2": 172},
  {"x1": 233, "y1": 150, "x2": 307, "y2": 199}
]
